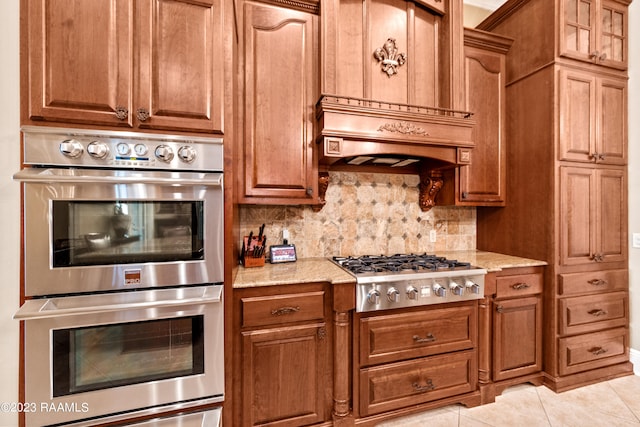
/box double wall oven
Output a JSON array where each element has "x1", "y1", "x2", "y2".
[{"x1": 14, "y1": 127, "x2": 224, "y2": 426}]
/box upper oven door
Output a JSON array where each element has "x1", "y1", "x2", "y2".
[{"x1": 15, "y1": 168, "x2": 223, "y2": 297}]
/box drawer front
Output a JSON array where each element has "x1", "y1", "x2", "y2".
[
  {"x1": 495, "y1": 273, "x2": 543, "y2": 298},
  {"x1": 241, "y1": 291, "x2": 325, "y2": 328},
  {"x1": 359, "y1": 350, "x2": 477, "y2": 416},
  {"x1": 359, "y1": 304, "x2": 477, "y2": 366},
  {"x1": 559, "y1": 327, "x2": 629, "y2": 376},
  {"x1": 559, "y1": 291, "x2": 628, "y2": 336},
  {"x1": 559, "y1": 269, "x2": 628, "y2": 296}
]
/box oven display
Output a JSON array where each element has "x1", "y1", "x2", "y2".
[
  {"x1": 51, "y1": 200, "x2": 204, "y2": 267},
  {"x1": 51, "y1": 316, "x2": 205, "y2": 397}
]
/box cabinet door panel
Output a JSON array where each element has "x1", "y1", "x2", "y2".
[
  {"x1": 597, "y1": 168, "x2": 627, "y2": 262},
  {"x1": 560, "y1": 166, "x2": 596, "y2": 265},
  {"x1": 242, "y1": 323, "x2": 327, "y2": 426},
  {"x1": 136, "y1": 0, "x2": 223, "y2": 133},
  {"x1": 598, "y1": 77, "x2": 627, "y2": 165},
  {"x1": 559, "y1": 69, "x2": 596, "y2": 163},
  {"x1": 27, "y1": 0, "x2": 133, "y2": 126},
  {"x1": 242, "y1": 3, "x2": 317, "y2": 201},
  {"x1": 493, "y1": 296, "x2": 542, "y2": 381}
]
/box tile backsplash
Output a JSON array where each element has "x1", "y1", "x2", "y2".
[{"x1": 239, "y1": 171, "x2": 476, "y2": 258}]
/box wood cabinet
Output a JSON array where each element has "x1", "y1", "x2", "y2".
[
  {"x1": 238, "y1": 0, "x2": 319, "y2": 204},
  {"x1": 354, "y1": 303, "x2": 479, "y2": 417},
  {"x1": 560, "y1": 166, "x2": 627, "y2": 267},
  {"x1": 477, "y1": 0, "x2": 632, "y2": 393},
  {"x1": 440, "y1": 28, "x2": 512, "y2": 206},
  {"x1": 559, "y1": 0, "x2": 629, "y2": 69},
  {"x1": 233, "y1": 283, "x2": 332, "y2": 426},
  {"x1": 559, "y1": 69, "x2": 627, "y2": 165},
  {"x1": 24, "y1": 0, "x2": 224, "y2": 134}
]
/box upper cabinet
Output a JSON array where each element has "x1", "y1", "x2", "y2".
[
  {"x1": 238, "y1": 0, "x2": 319, "y2": 204},
  {"x1": 560, "y1": 0, "x2": 629, "y2": 69},
  {"x1": 25, "y1": 0, "x2": 224, "y2": 134}
]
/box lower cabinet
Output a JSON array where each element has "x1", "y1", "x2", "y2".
[
  {"x1": 480, "y1": 266, "x2": 544, "y2": 402},
  {"x1": 234, "y1": 283, "x2": 332, "y2": 427}
]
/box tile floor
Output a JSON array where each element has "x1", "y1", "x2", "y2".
[{"x1": 378, "y1": 375, "x2": 640, "y2": 426}]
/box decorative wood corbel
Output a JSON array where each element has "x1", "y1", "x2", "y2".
[
  {"x1": 311, "y1": 171, "x2": 330, "y2": 212},
  {"x1": 418, "y1": 167, "x2": 444, "y2": 211}
]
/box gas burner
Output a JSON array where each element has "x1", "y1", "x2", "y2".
[{"x1": 332, "y1": 253, "x2": 486, "y2": 312}]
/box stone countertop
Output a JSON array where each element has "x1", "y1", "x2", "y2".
[{"x1": 232, "y1": 251, "x2": 547, "y2": 289}]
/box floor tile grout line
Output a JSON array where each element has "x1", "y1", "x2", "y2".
[
  {"x1": 604, "y1": 378, "x2": 640, "y2": 424},
  {"x1": 534, "y1": 386, "x2": 554, "y2": 427}
]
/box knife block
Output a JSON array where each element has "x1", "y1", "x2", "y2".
[{"x1": 243, "y1": 235, "x2": 265, "y2": 268}]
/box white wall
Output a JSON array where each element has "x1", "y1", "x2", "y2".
[
  {"x1": 628, "y1": 0, "x2": 640, "y2": 371},
  {"x1": 0, "y1": 0, "x2": 21, "y2": 425}
]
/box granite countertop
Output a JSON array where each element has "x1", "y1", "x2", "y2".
[{"x1": 232, "y1": 251, "x2": 547, "y2": 289}]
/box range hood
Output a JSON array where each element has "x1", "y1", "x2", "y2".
[{"x1": 314, "y1": 94, "x2": 476, "y2": 211}]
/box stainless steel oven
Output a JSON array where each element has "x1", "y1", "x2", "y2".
[{"x1": 14, "y1": 126, "x2": 225, "y2": 426}]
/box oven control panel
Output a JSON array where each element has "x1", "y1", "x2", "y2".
[
  {"x1": 355, "y1": 271, "x2": 486, "y2": 312},
  {"x1": 22, "y1": 126, "x2": 223, "y2": 172}
]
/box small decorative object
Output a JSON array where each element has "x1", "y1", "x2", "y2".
[
  {"x1": 374, "y1": 38, "x2": 407, "y2": 77},
  {"x1": 378, "y1": 121, "x2": 428, "y2": 135}
]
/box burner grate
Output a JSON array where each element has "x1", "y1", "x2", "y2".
[{"x1": 333, "y1": 254, "x2": 472, "y2": 274}]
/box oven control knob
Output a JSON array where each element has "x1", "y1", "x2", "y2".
[
  {"x1": 465, "y1": 280, "x2": 481, "y2": 294},
  {"x1": 367, "y1": 289, "x2": 381, "y2": 305},
  {"x1": 433, "y1": 282, "x2": 446, "y2": 297},
  {"x1": 387, "y1": 287, "x2": 400, "y2": 302},
  {"x1": 155, "y1": 145, "x2": 174, "y2": 162},
  {"x1": 406, "y1": 286, "x2": 419, "y2": 300},
  {"x1": 59, "y1": 139, "x2": 84, "y2": 158},
  {"x1": 87, "y1": 141, "x2": 109, "y2": 159},
  {"x1": 178, "y1": 145, "x2": 197, "y2": 163},
  {"x1": 449, "y1": 281, "x2": 464, "y2": 296}
]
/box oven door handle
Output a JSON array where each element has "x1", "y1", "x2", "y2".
[
  {"x1": 13, "y1": 168, "x2": 223, "y2": 186},
  {"x1": 13, "y1": 285, "x2": 223, "y2": 320}
]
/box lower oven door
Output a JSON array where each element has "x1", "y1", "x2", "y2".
[{"x1": 14, "y1": 285, "x2": 224, "y2": 427}]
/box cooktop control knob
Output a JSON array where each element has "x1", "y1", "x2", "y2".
[
  {"x1": 433, "y1": 282, "x2": 446, "y2": 297},
  {"x1": 465, "y1": 280, "x2": 480, "y2": 294},
  {"x1": 367, "y1": 289, "x2": 381, "y2": 305},
  {"x1": 155, "y1": 145, "x2": 174, "y2": 162},
  {"x1": 178, "y1": 145, "x2": 197, "y2": 163},
  {"x1": 387, "y1": 287, "x2": 400, "y2": 302},
  {"x1": 449, "y1": 281, "x2": 464, "y2": 296},
  {"x1": 406, "y1": 286, "x2": 419, "y2": 300},
  {"x1": 59, "y1": 139, "x2": 84, "y2": 158},
  {"x1": 87, "y1": 141, "x2": 109, "y2": 159}
]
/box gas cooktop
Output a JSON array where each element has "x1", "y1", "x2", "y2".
[{"x1": 332, "y1": 253, "x2": 487, "y2": 312}]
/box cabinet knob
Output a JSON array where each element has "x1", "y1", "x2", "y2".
[
  {"x1": 590, "y1": 253, "x2": 604, "y2": 262},
  {"x1": 115, "y1": 106, "x2": 128, "y2": 120},
  {"x1": 496, "y1": 305, "x2": 504, "y2": 313},
  {"x1": 136, "y1": 108, "x2": 150, "y2": 122}
]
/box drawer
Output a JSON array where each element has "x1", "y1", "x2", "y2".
[
  {"x1": 359, "y1": 350, "x2": 477, "y2": 416},
  {"x1": 495, "y1": 273, "x2": 543, "y2": 298},
  {"x1": 559, "y1": 327, "x2": 629, "y2": 376},
  {"x1": 241, "y1": 291, "x2": 325, "y2": 328},
  {"x1": 359, "y1": 303, "x2": 477, "y2": 366},
  {"x1": 558, "y1": 269, "x2": 628, "y2": 296},
  {"x1": 559, "y1": 291, "x2": 628, "y2": 336}
]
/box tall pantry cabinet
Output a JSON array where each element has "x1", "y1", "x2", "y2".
[{"x1": 476, "y1": 0, "x2": 632, "y2": 392}]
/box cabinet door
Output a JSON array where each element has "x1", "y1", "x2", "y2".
[
  {"x1": 598, "y1": 76, "x2": 627, "y2": 165},
  {"x1": 493, "y1": 296, "x2": 542, "y2": 381},
  {"x1": 135, "y1": 0, "x2": 224, "y2": 133},
  {"x1": 26, "y1": 0, "x2": 134, "y2": 127},
  {"x1": 241, "y1": 323, "x2": 328, "y2": 426},
  {"x1": 458, "y1": 43, "x2": 506, "y2": 205},
  {"x1": 560, "y1": 166, "x2": 626, "y2": 266},
  {"x1": 241, "y1": 2, "x2": 318, "y2": 203},
  {"x1": 560, "y1": 0, "x2": 628, "y2": 69}
]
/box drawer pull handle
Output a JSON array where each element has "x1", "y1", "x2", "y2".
[
  {"x1": 412, "y1": 379, "x2": 435, "y2": 393},
  {"x1": 511, "y1": 283, "x2": 531, "y2": 290},
  {"x1": 496, "y1": 305, "x2": 504, "y2": 313},
  {"x1": 588, "y1": 309, "x2": 608, "y2": 317},
  {"x1": 271, "y1": 306, "x2": 300, "y2": 316},
  {"x1": 588, "y1": 346, "x2": 608, "y2": 356},
  {"x1": 588, "y1": 279, "x2": 608, "y2": 286},
  {"x1": 412, "y1": 333, "x2": 436, "y2": 343}
]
